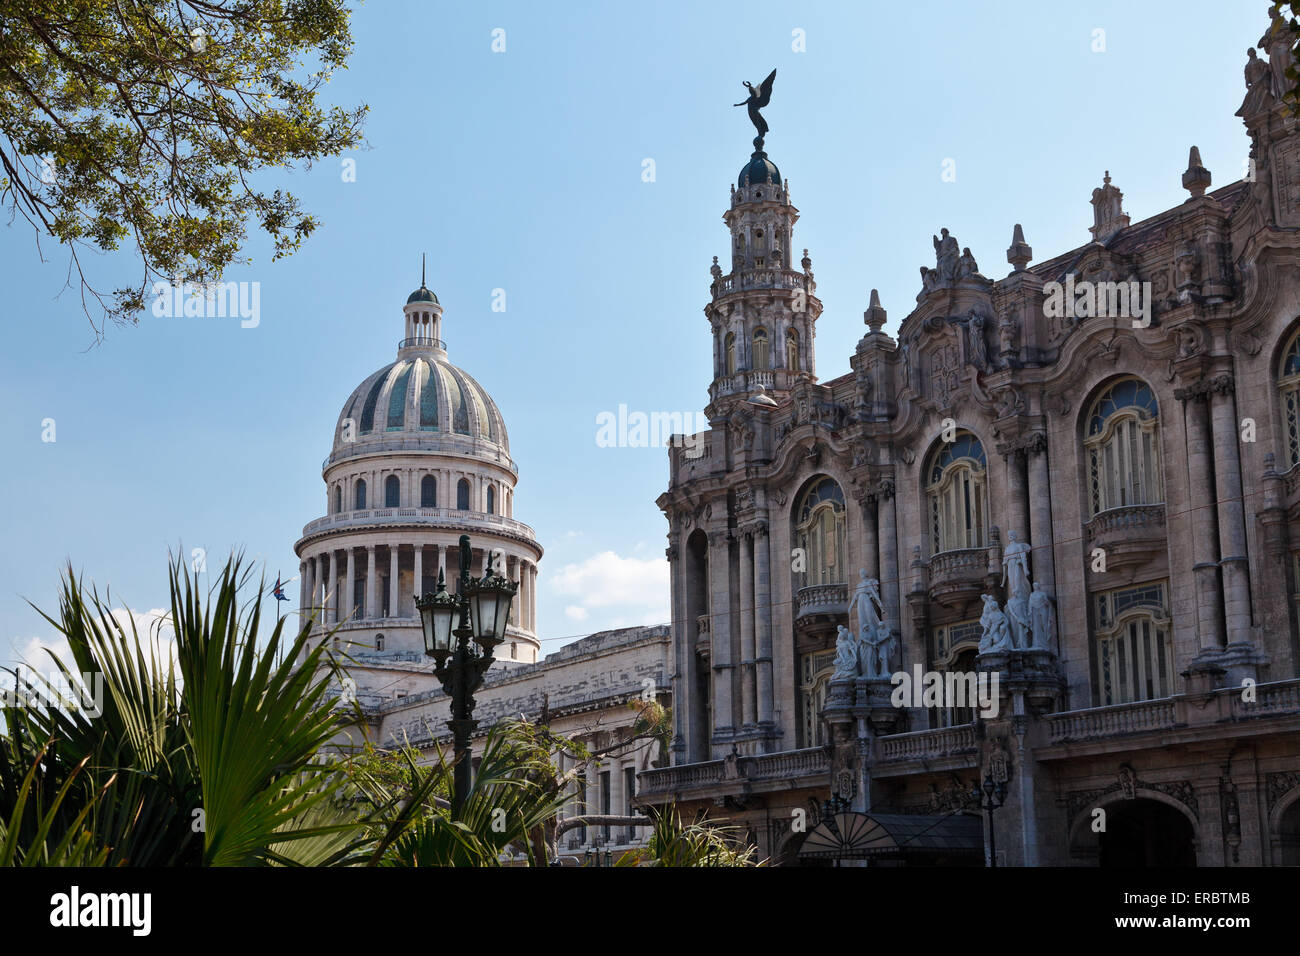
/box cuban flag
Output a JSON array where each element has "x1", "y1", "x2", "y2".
[{"x1": 272, "y1": 574, "x2": 290, "y2": 603}]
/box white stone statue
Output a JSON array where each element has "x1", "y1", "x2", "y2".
[
  {"x1": 933, "y1": 228, "x2": 960, "y2": 280},
  {"x1": 979, "y1": 594, "x2": 1012, "y2": 654},
  {"x1": 833, "y1": 624, "x2": 859, "y2": 679},
  {"x1": 1029, "y1": 582, "x2": 1056, "y2": 651},
  {"x1": 847, "y1": 568, "x2": 884, "y2": 644},
  {"x1": 1002, "y1": 530, "x2": 1031, "y2": 600}
]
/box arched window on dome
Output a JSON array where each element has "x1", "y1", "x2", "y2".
[
  {"x1": 334, "y1": 485, "x2": 341, "y2": 515},
  {"x1": 355, "y1": 479, "x2": 367, "y2": 510},
  {"x1": 421, "y1": 475, "x2": 437, "y2": 508},
  {"x1": 385, "y1": 475, "x2": 400, "y2": 508},
  {"x1": 457, "y1": 478, "x2": 470, "y2": 511},
  {"x1": 793, "y1": 477, "x2": 847, "y2": 590},
  {"x1": 752, "y1": 327, "x2": 770, "y2": 370},
  {"x1": 1084, "y1": 377, "x2": 1162, "y2": 517},
  {"x1": 925, "y1": 431, "x2": 988, "y2": 555},
  {"x1": 1279, "y1": 328, "x2": 1300, "y2": 467},
  {"x1": 786, "y1": 328, "x2": 800, "y2": 372},
  {"x1": 487, "y1": 485, "x2": 496, "y2": 515},
  {"x1": 724, "y1": 332, "x2": 737, "y2": 375}
]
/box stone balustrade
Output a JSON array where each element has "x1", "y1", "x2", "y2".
[
  {"x1": 1047, "y1": 697, "x2": 1177, "y2": 744},
  {"x1": 302, "y1": 507, "x2": 536, "y2": 540},
  {"x1": 636, "y1": 746, "x2": 827, "y2": 797},
  {"x1": 795, "y1": 583, "x2": 848, "y2": 620},
  {"x1": 877, "y1": 724, "x2": 977, "y2": 763}
]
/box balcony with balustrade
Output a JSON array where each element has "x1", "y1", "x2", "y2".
[
  {"x1": 794, "y1": 582, "x2": 848, "y2": 631},
  {"x1": 1083, "y1": 503, "x2": 1166, "y2": 570},
  {"x1": 928, "y1": 548, "x2": 988, "y2": 607}
]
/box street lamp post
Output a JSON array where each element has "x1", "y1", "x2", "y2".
[
  {"x1": 416, "y1": 534, "x2": 517, "y2": 810},
  {"x1": 971, "y1": 772, "x2": 1007, "y2": 868}
]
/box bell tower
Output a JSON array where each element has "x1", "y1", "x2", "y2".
[{"x1": 705, "y1": 129, "x2": 821, "y2": 417}]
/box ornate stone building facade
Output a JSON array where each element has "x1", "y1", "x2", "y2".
[{"x1": 640, "y1": 27, "x2": 1300, "y2": 866}]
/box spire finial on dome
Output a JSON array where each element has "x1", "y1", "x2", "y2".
[{"x1": 421, "y1": 252, "x2": 426, "y2": 288}]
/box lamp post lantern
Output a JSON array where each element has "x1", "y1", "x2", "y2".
[
  {"x1": 971, "y1": 772, "x2": 1007, "y2": 868},
  {"x1": 416, "y1": 534, "x2": 517, "y2": 810}
]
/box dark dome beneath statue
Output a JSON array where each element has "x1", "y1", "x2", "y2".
[
  {"x1": 738, "y1": 149, "x2": 781, "y2": 188},
  {"x1": 406, "y1": 285, "x2": 439, "y2": 305}
]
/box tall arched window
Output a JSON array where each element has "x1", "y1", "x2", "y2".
[
  {"x1": 355, "y1": 479, "x2": 367, "y2": 510},
  {"x1": 1279, "y1": 329, "x2": 1300, "y2": 467},
  {"x1": 334, "y1": 485, "x2": 342, "y2": 514},
  {"x1": 457, "y1": 478, "x2": 470, "y2": 511},
  {"x1": 486, "y1": 485, "x2": 496, "y2": 515},
  {"x1": 794, "y1": 477, "x2": 847, "y2": 588},
  {"x1": 385, "y1": 475, "x2": 400, "y2": 508},
  {"x1": 724, "y1": 332, "x2": 737, "y2": 375},
  {"x1": 752, "y1": 327, "x2": 770, "y2": 370},
  {"x1": 421, "y1": 475, "x2": 437, "y2": 508},
  {"x1": 786, "y1": 328, "x2": 800, "y2": 371},
  {"x1": 1084, "y1": 377, "x2": 1162, "y2": 517},
  {"x1": 1093, "y1": 583, "x2": 1174, "y2": 705},
  {"x1": 925, "y1": 431, "x2": 988, "y2": 554}
]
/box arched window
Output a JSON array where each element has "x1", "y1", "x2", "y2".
[
  {"x1": 925, "y1": 431, "x2": 988, "y2": 554},
  {"x1": 421, "y1": 475, "x2": 437, "y2": 508},
  {"x1": 793, "y1": 477, "x2": 847, "y2": 588},
  {"x1": 1093, "y1": 583, "x2": 1173, "y2": 705},
  {"x1": 334, "y1": 485, "x2": 342, "y2": 514},
  {"x1": 1279, "y1": 329, "x2": 1300, "y2": 466},
  {"x1": 457, "y1": 478, "x2": 470, "y2": 511},
  {"x1": 786, "y1": 328, "x2": 800, "y2": 371},
  {"x1": 487, "y1": 485, "x2": 496, "y2": 515},
  {"x1": 724, "y1": 332, "x2": 737, "y2": 375},
  {"x1": 1084, "y1": 377, "x2": 1162, "y2": 517},
  {"x1": 355, "y1": 479, "x2": 367, "y2": 510},
  {"x1": 385, "y1": 475, "x2": 400, "y2": 508},
  {"x1": 375, "y1": 634, "x2": 384, "y2": 652},
  {"x1": 752, "y1": 327, "x2": 770, "y2": 370}
]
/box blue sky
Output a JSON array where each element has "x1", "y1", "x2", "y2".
[{"x1": 0, "y1": 0, "x2": 1264, "y2": 667}]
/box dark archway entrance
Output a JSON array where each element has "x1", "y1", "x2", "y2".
[
  {"x1": 1279, "y1": 798, "x2": 1300, "y2": 866},
  {"x1": 1098, "y1": 798, "x2": 1195, "y2": 866}
]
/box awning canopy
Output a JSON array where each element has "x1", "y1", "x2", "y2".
[{"x1": 798, "y1": 811, "x2": 983, "y2": 861}]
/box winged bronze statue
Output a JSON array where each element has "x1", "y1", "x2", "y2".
[{"x1": 735, "y1": 69, "x2": 777, "y2": 141}]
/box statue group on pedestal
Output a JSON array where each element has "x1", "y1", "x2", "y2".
[
  {"x1": 834, "y1": 569, "x2": 896, "y2": 679},
  {"x1": 979, "y1": 530, "x2": 1057, "y2": 654}
]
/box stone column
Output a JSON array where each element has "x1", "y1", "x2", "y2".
[
  {"x1": 1004, "y1": 447, "x2": 1029, "y2": 544},
  {"x1": 708, "y1": 530, "x2": 735, "y2": 745},
  {"x1": 530, "y1": 564, "x2": 539, "y2": 632},
  {"x1": 877, "y1": 482, "x2": 900, "y2": 636},
  {"x1": 413, "y1": 543, "x2": 423, "y2": 606},
  {"x1": 667, "y1": 538, "x2": 689, "y2": 759},
  {"x1": 1024, "y1": 437, "x2": 1055, "y2": 596},
  {"x1": 754, "y1": 522, "x2": 774, "y2": 732},
  {"x1": 585, "y1": 761, "x2": 600, "y2": 847},
  {"x1": 1179, "y1": 387, "x2": 1226, "y2": 652},
  {"x1": 389, "y1": 545, "x2": 400, "y2": 619},
  {"x1": 1209, "y1": 378, "x2": 1252, "y2": 645},
  {"x1": 739, "y1": 529, "x2": 756, "y2": 728},
  {"x1": 301, "y1": 560, "x2": 312, "y2": 620},
  {"x1": 325, "y1": 550, "x2": 336, "y2": 624},
  {"x1": 609, "y1": 761, "x2": 625, "y2": 843},
  {"x1": 365, "y1": 545, "x2": 377, "y2": 621},
  {"x1": 345, "y1": 548, "x2": 356, "y2": 623},
  {"x1": 517, "y1": 560, "x2": 527, "y2": 631},
  {"x1": 860, "y1": 493, "x2": 879, "y2": 580}
]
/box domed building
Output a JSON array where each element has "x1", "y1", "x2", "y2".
[{"x1": 295, "y1": 279, "x2": 543, "y2": 705}]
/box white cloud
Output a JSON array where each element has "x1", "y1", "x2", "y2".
[
  {"x1": 10, "y1": 607, "x2": 176, "y2": 678},
  {"x1": 547, "y1": 551, "x2": 669, "y2": 625}
]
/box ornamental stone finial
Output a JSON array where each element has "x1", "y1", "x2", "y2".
[
  {"x1": 864, "y1": 288, "x2": 887, "y2": 332},
  {"x1": 1182, "y1": 145, "x2": 1212, "y2": 198},
  {"x1": 1006, "y1": 223, "x2": 1032, "y2": 271}
]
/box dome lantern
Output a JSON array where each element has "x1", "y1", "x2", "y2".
[{"x1": 402, "y1": 254, "x2": 446, "y2": 355}]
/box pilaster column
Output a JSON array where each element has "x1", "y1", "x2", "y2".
[
  {"x1": 739, "y1": 529, "x2": 756, "y2": 728},
  {"x1": 585, "y1": 761, "x2": 600, "y2": 847},
  {"x1": 1209, "y1": 377, "x2": 1252, "y2": 644},
  {"x1": 1178, "y1": 385, "x2": 1226, "y2": 651},
  {"x1": 345, "y1": 548, "x2": 356, "y2": 623},
  {"x1": 859, "y1": 492, "x2": 879, "y2": 580},
  {"x1": 609, "y1": 762, "x2": 625, "y2": 843},
  {"x1": 365, "y1": 545, "x2": 377, "y2": 620},
  {"x1": 708, "y1": 529, "x2": 735, "y2": 743},
  {"x1": 389, "y1": 545, "x2": 400, "y2": 620},
  {"x1": 753, "y1": 522, "x2": 774, "y2": 731},
  {"x1": 877, "y1": 480, "x2": 899, "y2": 635},
  {"x1": 1024, "y1": 436, "x2": 1055, "y2": 596},
  {"x1": 1001, "y1": 446, "x2": 1029, "y2": 544}
]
